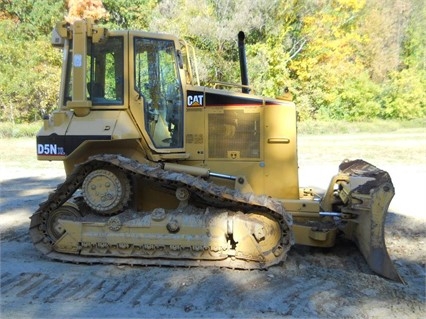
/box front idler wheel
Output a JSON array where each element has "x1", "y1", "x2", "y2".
[{"x1": 46, "y1": 203, "x2": 81, "y2": 241}]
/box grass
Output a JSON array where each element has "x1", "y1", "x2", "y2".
[
  {"x1": 0, "y1": 121, "x2": 42, "y2": 138},
  {"x1": 0, "y1": 118, "x2": 424, "y2": 138},
  {"x1": 297, "y1": 118, "x2": 426, "y2": 135}
]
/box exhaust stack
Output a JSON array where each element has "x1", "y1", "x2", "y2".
[{"x1": 238, "y1": 31, "x2": 250, "y2": 94}]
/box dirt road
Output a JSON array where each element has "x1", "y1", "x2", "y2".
[{"x1": 1, "y1": 130, "x2": 425, "y2": 318}]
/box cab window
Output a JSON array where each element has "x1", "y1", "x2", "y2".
[
  {"x1": 134, "y1": 37, "x2": 184, "y2": 149},
  {"x1": 64, "y1": 36, "x2": 124, "y2": 105}
]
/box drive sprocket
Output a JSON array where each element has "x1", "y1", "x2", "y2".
[{"x1": 82, "y1": 167, "x2": 131, "y2": 215}]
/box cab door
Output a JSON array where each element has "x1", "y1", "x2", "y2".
[{"x1": 129, "y1": 32, "x2": 185, "y2": 154}]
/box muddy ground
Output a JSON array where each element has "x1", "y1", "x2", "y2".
[{"x1": 1, "y1": 130, "x2": 425, "y2": 318}]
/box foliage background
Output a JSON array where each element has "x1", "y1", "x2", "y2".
[{"x1": 0, "y1": 0, "x2": 425, "y2": 123}]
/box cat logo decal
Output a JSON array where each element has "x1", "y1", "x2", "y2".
[{"x1": 187, "y1": 94, "x2": 204, "y2": 107}]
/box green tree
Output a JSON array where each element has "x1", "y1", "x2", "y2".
[
  {"x1": 287, "y1": 0, "x2": 386, "y2": 120},
  {"x1": 0, "y1": 2, "x2": 64, "y2": 122},
  {"x1": 247, "y1": 0, "x2": 300, "y2": 97},
  {"x1": 102, "y1": 0, "x2": 156, "y2": 30},
  {"x1": 149, "y1": 0, "x2": 280, "y2": 86},
  {"x1": 0, "y1": 0, "x2": 424, "y2": 123},
  {"x1": 402, "y1": 0, "x2": 426, "y2": 71},
  {"x1": 0, "y1": 0, "x2": 65, "y2": 38},
  {"x1": 376, "y1": 0, "x2": 426, "y2": 119},
  {"x1": 380, "y1": 69, "x2": 426, "y2": 119}
]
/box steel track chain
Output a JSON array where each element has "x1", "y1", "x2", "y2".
[{"x1": 29, "y1": 154, "x2": 293, "y2": 268}]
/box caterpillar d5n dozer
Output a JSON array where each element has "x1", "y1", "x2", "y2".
[{"x1": 30, "y1": 19, "x2": 402, "y2": 282}]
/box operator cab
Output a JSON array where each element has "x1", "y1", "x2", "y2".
[{"x1": 60, "y1": 23, "x2": 186, "y2": 153}]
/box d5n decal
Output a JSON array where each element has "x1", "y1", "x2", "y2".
[{"x1": 37, "y1": 143, "x2": 65, "y2": 156}]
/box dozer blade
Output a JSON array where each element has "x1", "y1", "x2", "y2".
[{"x1": 323, "y1": 159, "x2": 404, "y2": 283}]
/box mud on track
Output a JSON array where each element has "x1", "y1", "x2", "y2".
[{"x1": 1, "y1": 133, "x2": 425, "y2": 318}]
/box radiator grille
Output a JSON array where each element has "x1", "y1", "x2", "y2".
[{"x1": 208, "y1": 110, "x2": 260, "y2": 159}]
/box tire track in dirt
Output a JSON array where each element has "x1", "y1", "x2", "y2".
[
  {"x1": 1, "y1": 229, "x2": 30, "y2": 243},
  {"x1": 2, "y1": 270, "x2": 205, "y2": 307},
  {"x1": 1, "y1": 268, "x2": 342, "y2": 316},
  {"x1": 1, "y1": 273, "x2": 53, "y2": 300}
]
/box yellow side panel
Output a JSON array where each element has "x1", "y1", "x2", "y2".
[
  {"x1": 185, "y1": 103, "x2": 299, "y2": 200},
  {"x1": 66, "y1": 110, "x2": 119, "y2": 136},
  {"x1": 263, "y1": 104, "x2": 299, "y2": 199},
  {"x1": 185, "y1": 108, "x2": 205, "y2": 160}
]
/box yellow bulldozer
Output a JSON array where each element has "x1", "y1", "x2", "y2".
[{"x1": 30, "y1": 19, "x2": 402, "y2": 282}]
